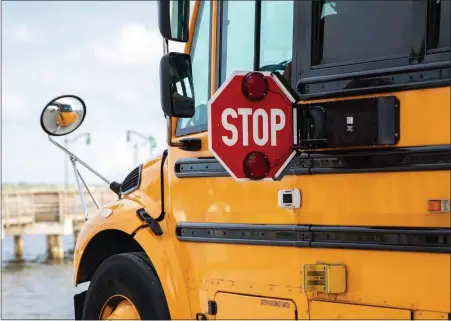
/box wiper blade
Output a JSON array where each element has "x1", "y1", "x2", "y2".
[{"x1": 259, "y1": 59, "x2": 291, "y2": 72}]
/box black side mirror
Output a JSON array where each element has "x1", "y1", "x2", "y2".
[
  {"x1": 158, "y1": 0, "x2": 190, "y2": 42},
  {"x1": 160, "y1": 52, "x2": 195, "y2": 118}
]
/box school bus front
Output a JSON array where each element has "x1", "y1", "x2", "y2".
[{"x1": 71, "y1": 1, "x2": 451, "y2": 320}]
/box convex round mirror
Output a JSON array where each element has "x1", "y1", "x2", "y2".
[{"x1": 40, "y1": 95, "x2": 86, "y2": 136}]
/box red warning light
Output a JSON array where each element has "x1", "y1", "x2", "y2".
[
  {"x1": 241, "y1": 72, "x2": 268, "y2": 101},
  {"x1": 243, "y1": 151, "x2": 270, "y2": 180}
]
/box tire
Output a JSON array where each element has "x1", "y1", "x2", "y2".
[{"x1": 82, "y1": 252, "x2": 170, "y2": 320}]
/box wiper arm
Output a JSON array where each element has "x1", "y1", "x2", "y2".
[{"x1": 258, "y1": 59, "x2": 291, "y2": 72}]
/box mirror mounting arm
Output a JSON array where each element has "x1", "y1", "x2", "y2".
[
  {"x1": 70, "y1": 157, "x2": 90, "y2": 221},
  {"x1": 166, "y1": 116, "x2": 182, "y2": 148},
  {"x1": 163, "y1": 38, "x2": 169, "y2": 55},
  {"x1": 48, "y1": 136, "x2": 111, "y2": 184},
  {"x1": 73, "y1": 158, "x2": 100, "y2": 210},
  {"x1": 48, "y1": 136, "x2": 122, "y2": 220}
]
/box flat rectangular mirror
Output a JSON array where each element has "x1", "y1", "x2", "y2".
[
  {"x1": 158, "y1": 0, "x2": 190, "y2": 42},
  {"x1": 159, "y1": 52, "x2": 195, "y2": 118}
]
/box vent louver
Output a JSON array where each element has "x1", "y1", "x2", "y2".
[{"x1": 120, "y1": 165, "x2": 142, "y2": 195}]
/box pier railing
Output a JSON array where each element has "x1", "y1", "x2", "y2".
[{"x1": 1, "y1": 189, "x2": 118, "y2": 229}]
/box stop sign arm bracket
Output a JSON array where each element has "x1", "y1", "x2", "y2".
[
  {"x1": 293, "y1": 96, "x2": 400, "y2": 150},
  {"x1": 293, "y1": 103, "x2": 328, "y2": 149}
]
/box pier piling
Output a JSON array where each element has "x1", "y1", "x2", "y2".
[
  {"x1": 14, "y1": 235, "x2": 24, "y2": 260},
  {"x1": 47, "y1": 234, "x2": 64, "y2": 260}
]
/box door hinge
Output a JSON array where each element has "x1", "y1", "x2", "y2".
[
  {"x1": 136, "y1": 208, "x2": 163, "y2": 236},
  {"x1": 208, "y1": 300, "x2": 217, "y2": 315}
]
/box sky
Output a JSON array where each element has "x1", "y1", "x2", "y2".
[{"x1": 1, "y1": 1, "x2": 186, "y2": 186}]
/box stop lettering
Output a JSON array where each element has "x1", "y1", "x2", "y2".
[
  {"x1": 208, "y1": 71, "x2": 297, "y2": 181},
  {"x1": 221, "y1": 108, "x2": 286, "y2": 147}
]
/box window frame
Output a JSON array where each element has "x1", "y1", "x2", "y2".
[
  {"x1": 175, "y1": 1, "x2": 213, "y2": 137},
  {"x1": 293, "y1": 0, "x2": 451, "y2": 100}
]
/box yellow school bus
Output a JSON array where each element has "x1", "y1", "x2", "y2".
[
  {"x1": 52, "y1": 102, "x2": 78, "y2": 127},
  {"x1": 67, "y1": 0, "x2": 450, "y2": 319}
]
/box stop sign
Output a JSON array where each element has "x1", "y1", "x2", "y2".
[{"x1": 208, "y1": 71, "x2": 297, "y2": 181}]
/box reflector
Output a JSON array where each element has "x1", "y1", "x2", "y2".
[{"x1": 427, "y1": 200, "x2": 450, "y2": 212}]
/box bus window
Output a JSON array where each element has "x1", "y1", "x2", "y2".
[
  {"x1": 427, "y1": 0, "x2": 450, "y2": 51},
  {"x1": 219, "y1": 1, "x2": 256, "y2": 85},
  {"x1": 259, "y1": 1, "x2": 294, "y2": 77},
  {"x1": 437, "y1": 0, "x2": 450, "y2": 48},
  {"x1": 312, "y1": 0, "x2": 414, "y2": 66}
]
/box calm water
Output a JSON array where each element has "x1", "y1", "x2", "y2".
[{"x1": 1, "y1": 235, "x2": 89, "y2": 319}]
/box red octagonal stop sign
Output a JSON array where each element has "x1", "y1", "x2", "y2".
[{"x1": 208, "y1": 71, "x2": 297, "y2": 181}]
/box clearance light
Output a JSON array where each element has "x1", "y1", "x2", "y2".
[
  {"x1": 241, "y1": 72, "x2": 268, "y2": 101},
  {"x1": 243, "y1": 151, "x2": 270, "y2": 180},
  {"x1": 427, "y1": 200, "x2": 450, "y2": 212}
]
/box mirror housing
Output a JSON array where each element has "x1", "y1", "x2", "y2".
[
  {"x1": 40, "y1": 95, "x2": 87, "y2": 136},
  {"x1": 160, "y1": 52, "x2": 195, "y2": 118},
  {"x1": 158, "y1": 0, "x2": 190, "y2": 42}
]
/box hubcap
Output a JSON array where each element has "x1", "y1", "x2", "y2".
[{"x1": 100, "y1": 295, "x2": 140, "y2": 320}]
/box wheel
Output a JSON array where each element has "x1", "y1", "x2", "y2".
[{"x1": 82, "y1": 252, "x2": 170, "y2": 320}]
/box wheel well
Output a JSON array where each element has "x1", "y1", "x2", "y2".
[{"x1": 76, "y1": 229, "x2": 145, "y2": 284}]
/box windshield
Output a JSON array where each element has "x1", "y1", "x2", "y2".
[
  {"x1": 51, "y1": 103, "x2": 73, "y2": 112},
  {"x1": 59, "y1": 104, "x2": 73, "y2": 112},
  {"x1": 258, "y1": 1, "x2": 294, "y2": 74}
]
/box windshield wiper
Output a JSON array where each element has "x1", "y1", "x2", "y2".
[{"x1": 258, "y1": 59, "x2": 291, "y2": 73}]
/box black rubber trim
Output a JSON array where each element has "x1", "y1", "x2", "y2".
[
  {"x1": 176, "y1": 222, "x2": 311, "y2": 247},
  {"x1": 74, "y1": 290, "x2": 87, "y2": 320},
  {"x1": 175, "y1": 157, "x2": 230, "y2": 178},
  {"x1": 298, "y1": 65, "x2": 451, "y2": 100},
  {"x1": 253, "y1": 0, "x2": 261, "y2": 72},
  {"x1": 156, "y1": 149, "x2": 168, "y2": 222},
  {"x1": 176, "y1": 223, "x2": 451, "y2": 254},
  {"x1": 289, "y1": 144, "x2": 451, "y2": 175},
  {"x1": 174, "y1": 145, "x2": 451, "y2": 178}
]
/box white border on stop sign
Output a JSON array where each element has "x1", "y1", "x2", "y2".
[{"x1": 207, "y1": 70, "x2": 298, "y2": 182}]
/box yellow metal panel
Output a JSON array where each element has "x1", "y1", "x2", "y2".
[
  {"x1": 73, "y1": 197, "x2": 145, "y2": 284},
  {"x1": 214, "y1": 292, "x2": 297, "y2": 320},
  {"x1": 413, "y1": 310, "x2": 449, "y2": 320},
  {"x1": 309, "y1": 301, "x2": 411, "y2": 319},
  {"x1": 302, "y1": 249, "x2": 451, "y2": 313},
  {"x1": 134, "y1": 228, "x2": 192, "y2": 319},
  {"x1": 295, "y1": 170, "x2": 450, "y2": 228}
]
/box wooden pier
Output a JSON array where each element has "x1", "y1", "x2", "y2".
[{"x1": 1, "y1": 189, "x2": 117, "y2": 260}]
